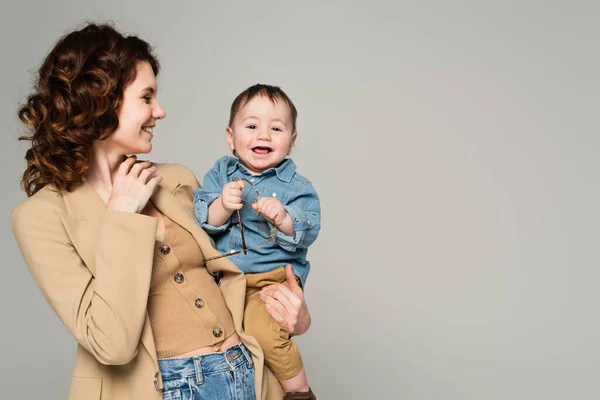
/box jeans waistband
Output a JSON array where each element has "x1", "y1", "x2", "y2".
[{"x1": 158, "y1": 342, "x2": 254, "y2": 382}]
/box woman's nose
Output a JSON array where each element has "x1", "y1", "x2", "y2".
[{"x1": 153, "y1": 101, "x2": 166, "y2": 120}]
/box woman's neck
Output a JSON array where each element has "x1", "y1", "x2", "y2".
[{"x1": 84, "y1": 143, "x2": 127, "y2": 204}]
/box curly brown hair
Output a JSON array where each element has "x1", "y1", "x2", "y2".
[{"x1": 17, "y1": 23, "x2": 160, "y2": 197}]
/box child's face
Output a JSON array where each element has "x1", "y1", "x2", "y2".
[{"x1": 226, "y1": 96, "x2": 296, "y2": 175}]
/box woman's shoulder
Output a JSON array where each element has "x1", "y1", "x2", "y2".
[
  {"x1": 12, "y1": 185, "x2": 66, "y2": 231},
  {"x1": 154, "y1": 162, "x2": 200, "y2": 189},
  {"x1": 13, "y1": 185, "x2": 65, "y2": 212}
]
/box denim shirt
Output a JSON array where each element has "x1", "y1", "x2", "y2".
[{"x1": 194, "y1": 156, "x2": 321, "y2": 287}]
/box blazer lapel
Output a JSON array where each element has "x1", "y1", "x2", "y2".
[{"x1": 60, "y1": 178, "x2": 107, "y2": 276}]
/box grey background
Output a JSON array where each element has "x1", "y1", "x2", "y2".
[{"x1": 1, "y1": 1, "x2": 599, "y2": 399}]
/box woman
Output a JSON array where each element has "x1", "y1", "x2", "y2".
[{"x1": 12, "y1": 23, "x2": 311, "y2": 400}]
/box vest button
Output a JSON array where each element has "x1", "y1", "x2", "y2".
[
  {"x1": 160, "y1": 245, "x2": 171, "y2": 255},
  {"x1": 174, "y1": 273, "x2": 184, "y2": 284}
]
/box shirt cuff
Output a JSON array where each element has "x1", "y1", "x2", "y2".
[
  {"x1": 270, "y1": 205, "x2": 313, "y2": 251},
  {"x1": 193, "y1": 189, "x2": 230, "y2": 234}
]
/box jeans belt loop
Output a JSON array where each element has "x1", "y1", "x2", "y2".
[
  {"x1": 194, "y1": 356, "x2": 204, "y2": 385},
  {"x1": 239, "y1": 343, "x2": 254, "y2": 369}
]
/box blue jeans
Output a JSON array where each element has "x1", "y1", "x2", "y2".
[{"x1": 158, "y1": 342, "x2": 256, "y2": 400}]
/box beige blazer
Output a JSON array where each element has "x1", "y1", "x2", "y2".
[{"x1": 11, "y1": 163, "x2": 284, "y2": 400}]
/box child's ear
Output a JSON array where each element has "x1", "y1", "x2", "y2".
[
  {"x1": 288, "y1": 132, "x2": 297, "y2": 155},
  {"x1": 226, "y1": 127, "x2": 235, "y2": 151}
]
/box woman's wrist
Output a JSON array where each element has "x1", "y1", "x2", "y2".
[{"x1": 107, "y1": 200, "x2": 138, "y2": 213}]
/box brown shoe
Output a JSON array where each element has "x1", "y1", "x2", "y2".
[{"x1": 283, "y1": 387, "x2": 317, "y2": 400}]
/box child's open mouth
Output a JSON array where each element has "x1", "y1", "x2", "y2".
[{"x1": 251, "y1": 146, "x2": 272, "y2": 155}]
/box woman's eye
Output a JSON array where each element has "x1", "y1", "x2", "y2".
[{"x1": 143, "y1": 96, "x2": 151, "y2": 104}]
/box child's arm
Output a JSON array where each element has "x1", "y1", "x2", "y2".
[
  {"x1": 193, "y1": 157, "x2": 236, "y2": 234},
  {"x1": 252, "y1": 180, "x2": 321, "y2": 252},
  {"x1": 207, "y1": 180, "x2": 245, "y2": 226},
  {"x1": 251, "y1": 197, "x2": 294, "y2": 236}
]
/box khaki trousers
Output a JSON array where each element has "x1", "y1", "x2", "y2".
[{"x1": 244, "y1": 267, "x2": 303, "y2": 381}]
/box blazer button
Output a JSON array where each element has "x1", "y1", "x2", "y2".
[
  {"x1": 213, "y1": 328, "x2": 223, "y2": 338},
  {"x1": 160, "y1": 245, "x2": 171, "y2": 255},
  {"x1": 174, "y1": 273, "x2": 184, "y2": 284},
  {"x1": 194, "y1": 298, "x2": 205, "y2": 308}
]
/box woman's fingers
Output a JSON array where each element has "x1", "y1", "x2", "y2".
[
  {"x1": 146, "y1": 175, "x2": 163, "y2": 191},
  {"x1": 139, "y1": 165, "x2": 158, "y2": 183},
  {"x1": 259, "y1": 266, "x2": 310, "y2": 336},
  {"x1": 108, "y1": 158, "x2": 161, "y2": 213},
  {"x1": 261, "y1": 266, "x2": 303, "y2": 306},
  {"x1": 117, "y1": 155, "x2": 137, "y2": 176},
  {"x1": 264, "y1": 298, "x2": 291, "y2": 331},
  {"x1": 284, "y1": 264, "x2": 302, "y2": 294},
  {"x1": 129, "y1": 160, "x2": 152, "y2": 177},
  {"x1": 261, "y1": 283, "x2": 300, "y2": 311}
]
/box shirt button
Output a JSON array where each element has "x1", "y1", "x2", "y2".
[
  {"x1": 174, "y1": 273, "x2": 184, "y2": 284},
  {"x1": 250, "y1": 178, "x2": 255, "y2": 183},
  {"x1": 307, "y1": 219, "x2": 311, "y2": 226},
  {"x1": 160, "y1": 245, "x2": 171, "y2": 255},
  {"x1": 213, "y1": 328, "x2": 223, "y2": 338},
  {"x1": 272, "y1": 192, "x2": 277, "y2": 197},
  {"x1": 194, "y1": 298, "x2": 205, "y2": 308}
]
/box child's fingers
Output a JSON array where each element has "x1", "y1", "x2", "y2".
[
  {"x1": 230, "y1": 189, "x2": 243, "y2": 198},
  {"x1": 223, "y1": 200, "x2": 243, "y2": 210},
  {"x1": 225, "y1": 181, "x2": 244, "y2": 191},
  {"x1": 224, "y1": 188, "x2": 243, "y2": 198},
  {"x1": 224, "y1": 195, "x2": 242, "y2": 205},
  {"x1": 253, "y1": 197, "x2": 267, "y2": 210}
]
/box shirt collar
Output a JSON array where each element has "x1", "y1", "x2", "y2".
[{"x1": 227, "y1": 157, "x2": 296, "y2": 183}]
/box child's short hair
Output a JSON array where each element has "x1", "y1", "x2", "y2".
[{"x1": 228, "y1": 84, "x2": 298, "y2": 134}]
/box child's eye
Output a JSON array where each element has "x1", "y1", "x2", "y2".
[
  {"x1": 247, "y1": 125, "x2": 257, "y2": 129},
  {"x1": 272, "y1": 127, "x2": 282, "y2": 132}
]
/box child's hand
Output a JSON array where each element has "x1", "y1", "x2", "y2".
[
  {"x1": 252, "y1": 197, "x2": 289, "y2": 227},
  {"x1": 220, "y1": 180, "x2": 245, "y2": 212}
]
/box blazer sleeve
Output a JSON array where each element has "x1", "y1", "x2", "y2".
[{"x1": 11, "y1": 197, "x2": 158, "y2": 366}]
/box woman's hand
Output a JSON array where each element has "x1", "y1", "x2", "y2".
[
  {"x1": 260, "y1": 264, "x2": 311, "y2": 336},
  {"x1": 107, "y1": 156, "x2": 162, "y2": 213}
]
